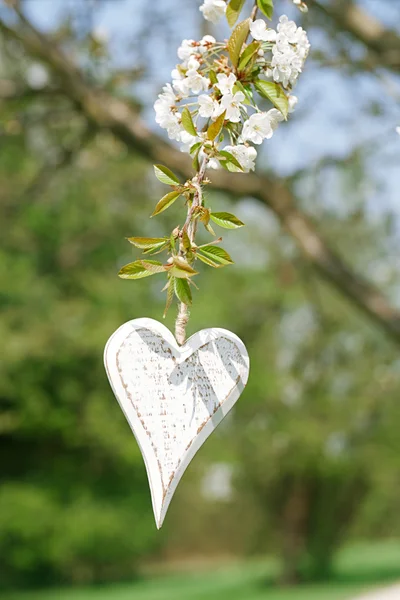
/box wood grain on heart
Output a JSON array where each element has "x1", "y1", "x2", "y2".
[{"x1": 104, "y1": 318, "x2": 249, "y2": 528}]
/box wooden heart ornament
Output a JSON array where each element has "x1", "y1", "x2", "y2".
[{"x1": 104, "y1": 318, "x2": 249, "y2": 528}]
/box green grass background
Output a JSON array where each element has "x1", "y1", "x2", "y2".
[{"x1": 4, "y1": 541, "x2": 400, "y2": 600}]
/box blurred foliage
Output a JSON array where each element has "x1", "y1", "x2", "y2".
[{"x1": 1, "y1": 0, "x2": 400, "y2": 591}]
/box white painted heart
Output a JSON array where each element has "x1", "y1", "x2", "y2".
[{"x1": 104, "y1": 318, "x2": 249, "y2": 528}]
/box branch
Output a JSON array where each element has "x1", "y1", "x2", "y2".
[
  {"x1": 309, "y1": 0, "x2": 400, "y2": 71},
  {"x1": 1, "y1": 12, "x2": 400, "y2": 345}
]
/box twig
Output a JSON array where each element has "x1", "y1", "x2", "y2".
[{"x1": 175, "y1": 155, "x2": 208, "y2": 345}]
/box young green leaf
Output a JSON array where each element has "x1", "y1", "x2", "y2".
[
  {"x1": 254, "y1": 79, "x2": 288, "y2": 118},
  {"x1": 118, "y1": 260, "x2": 164, "y2": 280},
  {"x1": 257, "y1": 0, "x2": 274, "y2": 20},
  {"x1": 174, "y1": 277, "x2": 192, "y2": 305},
  {"x1": 218, "y1": 150, "x2": 244, "y2": 171},
  {"x1": 210, "y1": 211, "x2": 245, "y2": 229},
  {"x1": 207, "y1": 110, "x2": 226, "y2": 141},
  {"x1": 181, "y1": 107, "x2": 197, "y2": 136},
  {"x1": 233, "y1": 80, "x2": 254, "y2": 106},
  {"x1": 209, "y1": 69, "x2": 218, "y2": 85},
  {"x1": 196, "y1": 252, "x2": 221, "y2": 268},
  {"x1": 226, "y1": 0, "x2": 246, "y2": 27},
  {"x1": 238, "y1": 41, "x2": 260, "y2": 71},
  {"x1": 189, "y1": 141, "x2": 202, "y2": 155},
  {"x1": 139, "y1": 261, "x2": 167, "y2": 274},
  {"x1": 181, "y1": 229, "x2": 192, "y2": 253},
  {"x1": 153, "y1": 164, "x2": 180, "y2": 186},
  {"x1": 192, "y1": 145, "x2": 201, "y2": 171},
  {"x1": 205, "y1": 222, "x2": 216, "y2": 236},
  {"x1": 163, "y1": 277, "x2": 175, "y2": 318},
  {"x1": 151, "y1": 190, "x2": 181, "y2": 217},
  {"x1": 228, "y1": 18, "x2": 251, "y2": 68},
  {"x1": 142, "y1": 243, "x2": 169, "y2": 255},
  {"x1": 197, "y1": 245, "x2": 234, "y2": 265},
  {"x1": 168, "y1": 256, "x2": 198, "y2": 278},
  {"x1": 127, "y1": 237, "x2": 168, "y2": 249}
]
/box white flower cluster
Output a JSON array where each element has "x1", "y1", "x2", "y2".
[
  {"x1": 199, "y1": 0, "x2": 226, "y2": 24},
  {"x1": 250, "y1": 15, "x2": 310, "y2": 88},
  {"x1": 154, "y1": 10, "x2": 309, "y2": 174}
]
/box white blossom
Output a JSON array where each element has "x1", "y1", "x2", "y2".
[
  {"x1": 268, "y1": 108, "x2": 285, "y2": 131},
  {"x1": 186, "y1": 70, "x2": 210, "y2": 94},
  {"x1": 219, "y1": 91, "x2": 245, "y2": 123},
  {"x1": 277, "y1": 14, "x2": 299, "y2": 43},
  {"x1": 154, "y1": 84, "x2": 185, "y2": 141},
  {"x1": 154, "y1": 14, "x2": 309, "y2": 174},
  {"x1": 208, "y1": 157, "x2": 222, "y2": 170},
  {"x1": 165, "y1": 114, "x2": 184, "y2": 141},
  {"x1": 173, "y1": 58, "x2": 210, "y2": 96},
  {"x1": 199, "y1": 0, "x2": 226, "y2": 24},
  {"x1": 224, "y1": 144, "x2": 257, "y2": 172},
  {"x1": 198, "y1": 94, "x2": 220, "y2": 119},
  {"x1": 199, "y1": 35, "x2": 216, "y2": 52},
  {"x1": 271, "y1": 15, "x2": 310, "y2": 87},
  {"x1": 180, "y1": 130, "x2": 199, "y2": 152},
  {"x1": 250, "y1": 19, "x2": 277, "y2": 42},
  {"x1": 241, "y1": 109, "x2": 283, "y2": 144},
  {"x1": 216, "y1": 72, "x2": 236, "y2": 96},
  {"x1": 177, "y1": 39, "x2": 196, "y2": 64},
  {"x1": 154, "y1": 84, "x2": 176, "y2": 125},
  {"x1": 396, "y1": 127, "x2": 400, "y2": 136},
  {"x1": 184, "y1": 57, "x2": 210, "y2": 94},
  {"x1": 171, "y1": 69, "x2": 190, "y2": 98}
]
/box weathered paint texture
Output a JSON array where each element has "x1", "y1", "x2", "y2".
[{"x1": 104, "y1": 318, "x2": 249, "y2": 528}]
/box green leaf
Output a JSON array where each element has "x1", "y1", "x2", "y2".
[
  {"x1": 210, "y1": 211, "x2": 245, "y2": 229},
  {"x1": 168, "y1": 256, "x2": 198, "y2": 278},
  {"x1": 118, "y1": 260, "x2": 164, "y2": 280},
  {"x1": 139, "y1": 260, "x2": 167, "y2": 274},
  {"x1": 142, "y1": 243, "x2": 169, "y2": 255},
  {"x1": 257, "y1": 0, "x2": 274, "y2": 20},
  {"x1": 254, "y1": 79, "x2": 288, "y2": 118},
  {"x1": 205, "y1": 222, "x2": 216, "y2": 236},
  {"x1": 196, "y1": 252, "x2": 221, "y2": 268},
  {"x1": 238, "y1": 41, "x2": 260, "y2": 71},
  {"x1": 127, "y1": 237, "x2": 168, "y2": 249},
  {"x1": 228, "y1": 18, "x2": 251, "y2": 68},
  {"x1": 197, "y1": 245, "x2": 234, "y2": 265},
  {"x1": 174, "y1": 277, "x2": 192, "y2": 305},
  {"x1": 181, "y1": 107, "x2": 197, "y2": 136},
  {"x1": 151, "y1": 190, "x2": 181, "y2": 217},
  {"x1": 207, "y1": 110, "x2": 226, "y2": 141},
  {"x1": 218, "y1": 150, "x2": 243, "y2": 171},
  {"x1": 226, "y1": 0, "x2": 246, "y2": 27},
  {"x1": 209, "y1": 69, "x2": 218, "y2": 85},
  {"x1": 181, "y1": 230, "x2": 192, "y2": 253},
  {"x1": 192, "y1": 146, "x2": 201, "y2": 171},
  {"x1": 233, "y1": 80, "x2": 254, "y2": 105},
  {"x1": 163, "y1": 278, "x2": 175, "y2": 318},
  {"x1": 153, "y1": 164, "x2": 180, "y2": 186},
  {"x1": 189, "y1": 142, "x2": 202, "y2": 156}
]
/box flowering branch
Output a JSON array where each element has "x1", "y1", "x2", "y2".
[{"x1": 119, "y1": 0, "x2": 310, "y2": 343}]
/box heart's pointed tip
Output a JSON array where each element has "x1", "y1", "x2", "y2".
[
  {"x1": 153, "y1": 503, "x2": 166, "y2": 530},
  {"x1": 155, "y1": 513, "x2": 164, "y2": 530}
]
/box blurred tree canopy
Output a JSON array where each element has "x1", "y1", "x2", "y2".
[{"x1": 0, "y1": 0, "x2": 400, "y2": 589}]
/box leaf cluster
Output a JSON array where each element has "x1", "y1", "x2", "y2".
[{"x1": 118, "y1": 164, "x2": 245, "y2": 316}]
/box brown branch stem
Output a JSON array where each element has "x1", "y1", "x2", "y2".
[{"x1": 175, "y1": 155, "x2": 209, "y2": 346}]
